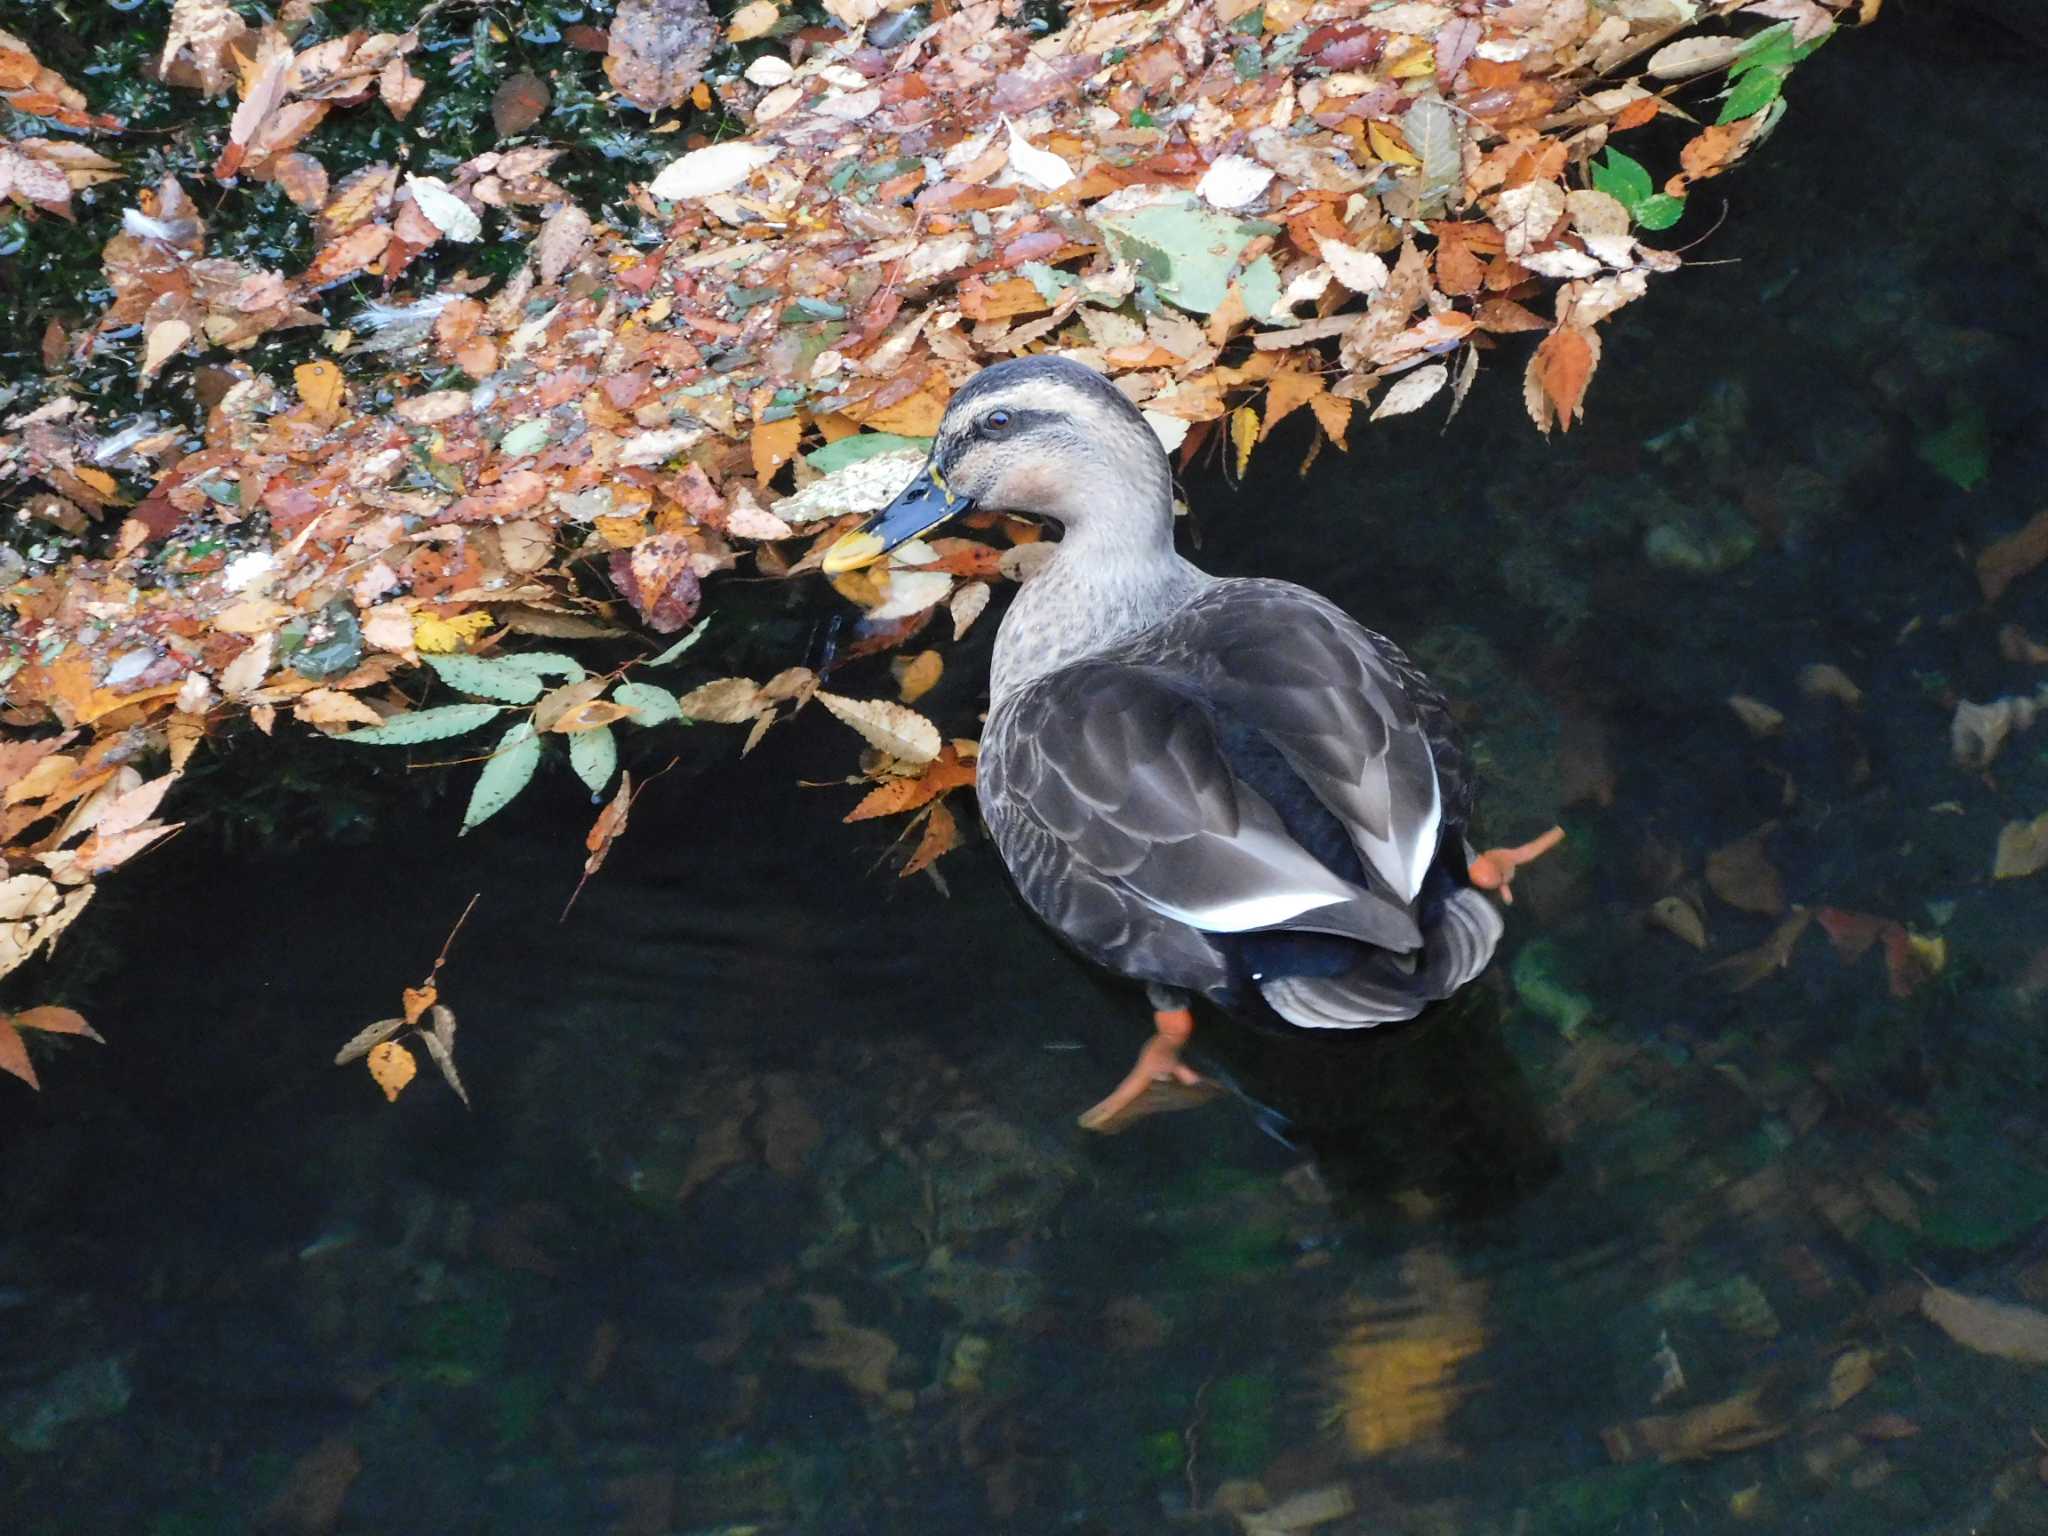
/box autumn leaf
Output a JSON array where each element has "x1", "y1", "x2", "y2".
[
  {"x1": 901, "y1": 799, "x2": 960, "y2": 878},
  {"x1": 366, "y1": 1038, "x2": 417, "y2": 1101},
  {"x1": 892, "y1": 650, "x2": 943, "y2": 704},
  {"x1": 817, "y1": 692, "x2": 941, "y2": 765},
  {"x1": 1525, "y1": 325, "x2": 1599, "y2": 434},
  {"x1": 1920, "y1": 1284, "x2": 2048, "y2": 1364},
  {"x1": 1231, "y1": 405, "x2": 1259, "y2": 477}
]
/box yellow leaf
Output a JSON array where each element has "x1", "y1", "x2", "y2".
[
  {"x1": 367, "y1": 1039, "x2": 417, "y2": 1101},
  {"x1": 892, "y1": 650, "x2": 943, "y2": 704},
  {"x1": 593, "y1": 514, "x2": 649, "y2": 549},
  {"x1": 293, "y1": 359, "x2": 346, "y2": 419},
  {"x1": 412, "y1": 610, "x2": 493, "y2": 654},
  {"x1": 1388, "y1": 40, "x2": 1435, "y2": 79},
  {"x1": 861, "y1": 387, "x2": 948, "y2": 437},
  {"x1": 140, "y1": 318, "x2": 191, "y2": 381},
  {"x1": 1231, "y1": 405, "x2": 1259, "y2": 477},
  {"x1": 751, "y1": 415, "x2": 803, "y2": 486},
  {"x1": 72, "y1": 466, "x2": 118, "y2": 500},
  {"x1": 1368, "y1": 121, "x2": 1422, "y2": 167}
]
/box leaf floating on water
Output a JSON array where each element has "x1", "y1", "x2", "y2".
[
  {"x1": 403, "y1": 176, "x2": 480, "y2": 242},
  {"x1": 1920, "y1": 1284, "x2": 2048, "y2": 1364},
  {"x1": 0, "y1": 1007, "x2": 101, "y2": 1090},
  {"x1": 366, "y1": 1039, "x2": 416, "y2": 1101},
  {"x1": 677, "y1": 677, "x2": 766, "y2": 723},
  {"x1": 1727, "y1": 695, "x2": 1785, "y2": 737},
  {"x1": 1370, "y1": 364, "x2": 1448, "y2": 421},
  {"x1": 817, "y1": 692, "x2": 941, "y2": 765},
  {"x1": 1797, "y1": 663, "x2": 1862, "y2": 706},
  {"x1": 1975, "y1": 509, "x2": 2048, "y2": 604},
  {"x1": 892, "y1": 650, "x2": 943, "y2": 704},
  {"x1": 901, "y1": 799, "x2": 959, "y2": 878},
  {"x1": 341, "y1": 703, "x2": 502, "y2": 746},
  {"x1": 460, "y1": 721, "x2": 542, "y2": 835},
  {"x1": 491, "y1": 71, "x2": 551, "y2": 137}
]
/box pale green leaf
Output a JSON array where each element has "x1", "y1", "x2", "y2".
[
  {"x1": 645, "y1": 620, "x2": 711, "y2": 667},
  {"x1": 613, "y1": 681, "x2": 683, "y2": 725},
  {"x1": 340, "y1": 703, "x2": 502, "y2": 745},
  {"x1": 425, "y1": 654, "x2": 547, "y2": 703},
  {"x1": 1096, "y1": 199, "x2": 1283, "y2": 319},
  {"x1": 569, "y1": 725, "x2": 617, "y2": 795},
  {"x1": 460, "y1": 721, "x2": 542, "y2": 834},
  {"x1": 804, "y1": 434, "x2": 932, "y2": 473},
  {"x1": 499, "y1": 419, "x2": 551, "y2": 457}
]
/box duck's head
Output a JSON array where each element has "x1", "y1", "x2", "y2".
[{"x1": 823, "y1": 356, "x2": 1173, "y2": 574}]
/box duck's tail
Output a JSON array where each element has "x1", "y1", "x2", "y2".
[{"x1": 1256, "y1": 885, "x2": 1502, "y2": 1029}]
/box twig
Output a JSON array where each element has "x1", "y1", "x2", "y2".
[
  {"x1": 427, "y1": 891, "x2": 481, "y2": 983},
  {"x1": 1183, "y1": 1373, "x2": 1213, "y2": 1515}
]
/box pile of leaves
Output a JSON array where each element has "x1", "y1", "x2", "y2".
[{"x1": 0, "y1": 0, "x2": 1867, "y2": 1071}]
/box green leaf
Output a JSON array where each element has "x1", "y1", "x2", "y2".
[
  {"x1": 805, "y1": 433, "x2": 933, "y2": 473},
  {"x1": 1591, "y1": 149, "x2": 1653, "y2": 209},
  {"x1": 497, "y1": 651, "x2": 587, "y2": 681},
  {"x1": 1633, "y1": 193, "x2": 1686, "y2": 231},
  {"x1": 1717, "y1": 66, "x2": 1784, "y2": 124},
  {"x1": 1918, "y1": 406, "x2": 1992, "y2": 491},
  {"x1": 569, "y1": 726, "x2": 617, "y2": 795},
  {"x1": 340, "y1": 703, "x2": 503, "y2": 745},
  {"x1": 645, "y1": 620, "x2": 710, "y2": 667},
  {"x1": 613, "y1": 681, "x2": 683, "y2": 725},
  {"x1": 425, "y1": 653, "x2": 547, "y2": 703},
  {"x1": 1730, "y1": 20, "x2": 1828, "y2": 79},
  {"x1": 499, "y1": 419, "x2": 551, "y2": 457},
  {"x1": 1095, "y1": 199, "x2": 1283, "y2": 320},
  {"x1": 461, "y1": 721, "x2": 543, "y2": 835}
]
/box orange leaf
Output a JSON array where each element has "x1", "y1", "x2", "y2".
[
  {"x1": 751, "y1": 415, "x2": 803, "y2": 487},
  {"x1": 1309, "y1": 392, "x2": 1352, "y2": 450},
  {"x1": 1613, "y1": 96, "x2": 1660, "y2": 131},
  {"x1": 901, "y1": 798, "x2": 959, "y2": 878},
  {"x1": 1260, "y1": 371, "x2": 1326, "y2": 440},
  {"x1": 1526, "y1": 325, "x2": 1598, "y2": 434},
  {"x1": 847, "y1": 746, "x2": 975, "y2": 821},
  {"x1": 893, "y1": 649, "x2": 943, "y2": 703},
  {"x1": 294, "y1": 359, "x2": 346, "y2": 419},
  {"x1": 1815, "y1": 907, "x2": 1890, "y2": 964},
  {"x1": 12, "y1": 1006, "x2": 99, "y2": 1039},
  {"x1": 402, "y1": 985, "x2": 437, "y2": 1026},
  {"x1": 0, "y1": 1022, "x2": 36, "y2": 1089},
  {"x1": 367, "y1": 1039, "x2": 417, "y2": 1101}
]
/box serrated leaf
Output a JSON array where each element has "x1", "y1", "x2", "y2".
[
  {"x1": 460, "y1": 721, "x2": 542, "y2": 834},
  {"x1": 816, "y1": 691, "x2": 941, "y2": 764},
  {"x1": 500, "y1": 651, "x2": 587, "y2": 681},
  {"x1": 1591, "y1": 149, "x2": 1654, "y2": 208},
  {"x1": 613, "y1": 681, "x2": 683, "y2": 725},
  {"x1": 804, "y1": 433, "x2": 933, "y2": 474},
  {"x1": 424, "y1": 654, "x2": 546, "y2": 703},
  {"x1": 646, "y1": 620, "x2": 710, "y2": 666},
  {"x1": 341, "y1": 703, "x2": 503, "y2": 745},
  {"x1": 1717, "y1": 67, "x2": 1784, "y2": 124},
  {"x1": 1634, "y1": 193, "x2": 1686, "y2": 231},
  {"x1": 569, "y1": 725, "x2": 617, "y2": 795}
]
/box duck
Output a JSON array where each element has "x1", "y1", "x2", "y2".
[{"x1": 824, "y1": 356, "x2": 1561, "y2": 1132}]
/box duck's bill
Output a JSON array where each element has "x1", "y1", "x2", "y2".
[{"x1": 821, "y1": 463, "x2": 975, "y2": 574}]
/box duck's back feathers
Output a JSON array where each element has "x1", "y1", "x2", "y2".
[{"x1": 979, "y1": 578, "x2": 1496, "y2": 1029}]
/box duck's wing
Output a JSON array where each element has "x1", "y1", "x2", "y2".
[
  {"x1": 1153, "y1": 579, "x2": 1452, "y2": 905},
  {"x1": 980, "y1": 659, "x2": 1425, "y2": 988}
]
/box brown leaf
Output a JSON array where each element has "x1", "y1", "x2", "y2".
[
  {"x1": 0, "y1": 1019, "x2": 37, "y2": 1089},
  {"x1": 1709, "y1": 906, "x2": 1813, "y2": 991},
  {"x1": 1525, "y1": 324, "x2": 1598, "y2": 435},
  {"x1": 1977, "y1": 509, "x2": 2048, "y2": 604},
  {"x1": 892, "y1": 650, "x2": 942, "y2": 704},
  {"x1": 1706, "y1": 825, "x2": 1785, "y2": 915},
  {"x1": 605, "y1": 0, "x2": 717, "y2": 110},
  {"x1": 1920, "y1": 1284, "x2": 2048, "y2": 1364},
  {"x1": 491, "y1": 71, "x2": 551, "y2": 137},
  {"x1": 1603, "y1": 1386, "x2": 1783, "y2": 1463}
]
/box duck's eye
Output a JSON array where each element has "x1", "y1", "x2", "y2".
[{"x1": 981, "y1": 409, "x2": 1013, "y2": 434}]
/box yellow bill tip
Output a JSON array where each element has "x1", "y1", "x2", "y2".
[{"x1": 821, "y1": 528, "x2": 886, "y2": 575}]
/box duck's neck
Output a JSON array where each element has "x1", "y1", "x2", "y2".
[{"x1": 988, "y1": 518, "x2": 1210, "y2": 705}]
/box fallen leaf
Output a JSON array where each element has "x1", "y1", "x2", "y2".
[
  {"x1": 892, "y1": 650, "x2": 943, "y2": 703},
  {"x1": 677, "y1": 677, "x2": 766, "y2": 723},
  {"x1": 1645, "y1": 895, "x2": 1708, "y2": 950},
  {"x1": 1977, "y1": 509, "x2": 2048, "y2": 603},
  {"x1": 1706, "y1": 825, "x2": 1786, "y2": 914},
  {"x1": 1727, "y1": 695, "x2": 1785, "y2": 737},
  {"x1": 817, "y1": 691, "x2": 941, "y2": 765},
  {"x1": 366, "y1": 1038, "x2": 416, "y2": 1101},
  {"x1": 1920, "y1": 1284, "x2": 2048, "y2": 1364},
  {"x1": 1994, "y1": 812, "x2": 2048, "y2": 880},
  {"x1": 491, "y1": 71, "x2": 551, "y2": 137},
  {"x1": 293, "y1": 358, "x2": 345, "y2": 418},
  {"x1": 901, "y1": 799, "x2": 959, "y2": 877},
  {"x1": 606, "y1": 0, "x2": 718, "y2": 110}
]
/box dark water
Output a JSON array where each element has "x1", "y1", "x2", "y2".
[{"x1": 8, "y1": 9, "x2": 2048, "y2": 1534}]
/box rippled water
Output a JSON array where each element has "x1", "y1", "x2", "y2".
[{"x1": 6, "y1": 7, "x2": 2048, "y2": 1534}]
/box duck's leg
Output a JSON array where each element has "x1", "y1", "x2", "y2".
[
  {"x1": 1467, "y1": 825, "x2": 1566, "y2": 904},
  {"x1": 1077, "y1": 985, "x2": 1208, "y2": 1133}
]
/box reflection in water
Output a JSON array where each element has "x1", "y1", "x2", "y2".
[{"x1": 6, "y1": 9, "x2": 2048, "y2": 1534}]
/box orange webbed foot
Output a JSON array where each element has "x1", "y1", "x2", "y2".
[
  {"x1": 1077, "y1": 1007, "x2": 1209, "y2": 1133},
  {"x1": 1468, "y1": 825, "x2": 1566, "y2": 905}
]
